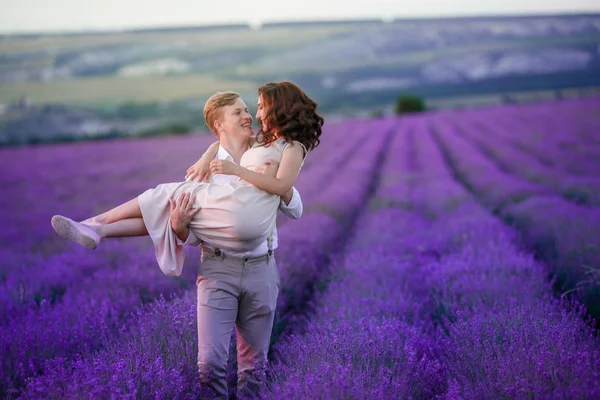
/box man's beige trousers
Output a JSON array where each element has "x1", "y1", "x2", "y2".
[{"x1": 196, "y1": 248, "x2": 280, "y2": 399}]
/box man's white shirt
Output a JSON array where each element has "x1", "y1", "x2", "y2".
[{"x1": 176, "y1": 144, "x2": 303, "y2": 256}]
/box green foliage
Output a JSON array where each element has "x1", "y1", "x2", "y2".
[
  {"x1": 501, "y1": 94, "x2": 517, "y2": 104},
  {"x1": 136, "y1": 123, "x2": 191, "y2": 137},
  {"x1": 115, "y1": 102, "x2": 161, "y2": 120},
  {"x1": 370, "y1": 109, "x2": 385, "y2": 118},
  {"x1": 166, "y1": 123, "x2": 191, "y2": 135},
  {"x1": 394, "y1": 94, "x2": 426, "y2": 115}
]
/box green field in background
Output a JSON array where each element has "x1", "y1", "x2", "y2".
[
  {"x1": 0, "y1": 74, "x2": 258, "y2": 104},
  {"x1": 239, "y1": 33, "x2": 600, "y2": 75},
  {"x1": 0, "y1": 26, "x2": 352, "y2": 54},
  {"x1": 1, "y1": 19, "x2": 598, "y2": 110}
]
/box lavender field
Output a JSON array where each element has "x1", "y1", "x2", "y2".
[{"x1": 1, "y1": 97, "x2": 600, "y2": 399}]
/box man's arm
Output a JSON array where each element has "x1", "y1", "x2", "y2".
[
  {"x1": 169, "y1": 193, "x2": 202, "y2": 246},
  {"x1": 279, "y1": 186, "x2": 303, "y2": 219}
]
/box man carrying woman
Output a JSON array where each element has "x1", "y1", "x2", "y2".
[{"x1": 51, "y1": 82, "x2": 324, "y2": 398}]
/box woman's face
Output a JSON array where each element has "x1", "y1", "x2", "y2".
[{"x1": 255, "y1": 94, "x2": 269, "y2": 132}]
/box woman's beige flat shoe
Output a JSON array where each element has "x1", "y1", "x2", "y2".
[{"x1": 51, "y1": 215, "x2": 101, "y2": 249}]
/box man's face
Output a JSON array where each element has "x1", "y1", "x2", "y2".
[{"x1": 218, "y1": 98, "x2": 253, "y2": 140}]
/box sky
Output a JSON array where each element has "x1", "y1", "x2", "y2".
[{"x1": 1, "y1": 0, "x2": 599, "y2": 33}]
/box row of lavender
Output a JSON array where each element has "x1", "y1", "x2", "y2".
[
  {"x1": 0, "y1": 120, "x2": 370, "y2": 397},
  {"x1": 450, "y1": 117, "x2": 600, "y2": 207},
  {"x1": 483, "y1": 97, "x2": 600, "y2": 163},
  {"x1": 6, "y1": 119, "x2": 395, "y2": 398},
  {"x1": 428, "y1": 98, "x2": 600, "y2": 321},
  {"x1": 265, "y1": 114, "x2": 600, "y2": 398},
  {"x1": 3, "y1": 96, "x2": 598, "y2": 397}
]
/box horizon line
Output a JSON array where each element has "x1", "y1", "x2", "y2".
[{"x1": 1, "y1": 10, "x2": 599, "y2": 37}]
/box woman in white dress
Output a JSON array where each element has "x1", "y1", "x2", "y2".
[{"x1": 51, "y1": 82, "x2": 324, "y2": 276}]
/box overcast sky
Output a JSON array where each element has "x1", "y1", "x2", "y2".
[{"x1": 1, "y1": 0, "x2": 599, "y2": 33}]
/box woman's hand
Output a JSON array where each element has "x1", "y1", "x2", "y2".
[
  {"x1": 186, "y1": 157, "x2": 211, "y2": 182},
  {"x1": 209, "y1": 160, "x2": 240, "y2": 176},
  {"x1": 185, "y1": 141, "x2": 221, "y2": 182}
]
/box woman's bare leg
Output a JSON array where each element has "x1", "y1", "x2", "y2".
[
  {"x1": 51, "y1": 198, "x2": 147, "y2": 249},
  {"x1": 96, "y1": 218, "x2": 148, "y2": 238},
  {"x1": 84, "y1": 198, "x2": 148, "y2": 238},
  {"x1": 81, "y1": 198, "x2": 142, "y2": 226}
]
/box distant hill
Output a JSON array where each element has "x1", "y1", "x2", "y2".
[{"x1": 1, "y1": 13, "x2": 600, "y2": 144}]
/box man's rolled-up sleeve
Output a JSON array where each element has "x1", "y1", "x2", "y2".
[
  {"x1": 175, "y1": 230, "x2": 202, "y2": 247},
  {"x1": 279, "y1": 187, "x2": 303, "y2": 219}
]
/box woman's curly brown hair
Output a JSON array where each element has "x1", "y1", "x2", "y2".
[{"x1": 256, "y1": 81, "x2": 324, "y2": 154}]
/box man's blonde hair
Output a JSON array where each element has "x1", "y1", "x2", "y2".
[{"x1": 203, "y1": 91, "x2": 240, "y2": 135}]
